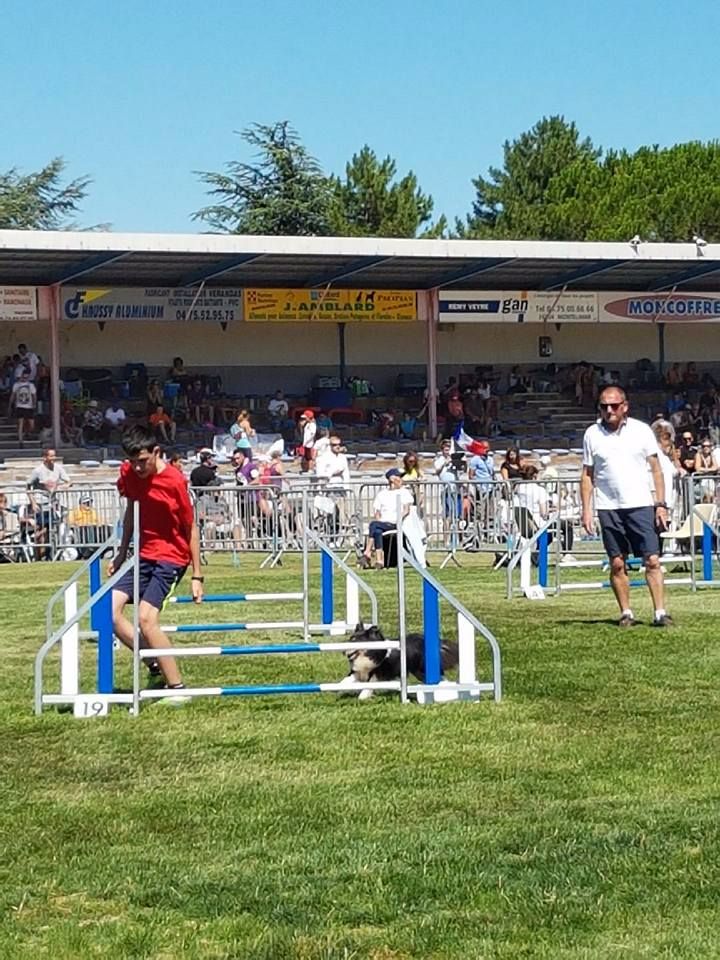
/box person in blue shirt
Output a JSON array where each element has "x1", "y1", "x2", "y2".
[{"x1": 469, "y1": 441, "x2": 496, "y2": 530}]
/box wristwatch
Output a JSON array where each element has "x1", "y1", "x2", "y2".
[{"x1": 654, "y1": 501, "x2": 667, "y2": 508}]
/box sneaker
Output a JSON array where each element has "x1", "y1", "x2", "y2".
[
  {"x1": 652, "y1": 614, "x2": 674, "y2": 628},
  {"x1": 146, "y1": 658, "x2": 162, "y2": 678},
  {"x1": 618, "y1": 614, "x2": 636, "y2": 628}
]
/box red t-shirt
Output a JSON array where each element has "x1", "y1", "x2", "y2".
[{"x1": 118, "y1": 461, "x2": 193, "y2": 566}]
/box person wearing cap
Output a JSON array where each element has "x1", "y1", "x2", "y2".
[
  {"x1": 82, "y1": 399, "x2": 109, "y2": 445},
  {"x1": 190, "y1": 450, "x2": 220, "y2": 489},
  {"x1": 68, "y1": 494, "x2": 106, "y2": 558},
  {"x1": 360, "y1": 468, "x2": 413, "y2": 570},
  {"x1": 298, "y1": 410, "x2": 317, "y2": 473}
]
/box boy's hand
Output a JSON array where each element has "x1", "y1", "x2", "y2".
[{"x1": 191, "y1": 577, "x2": 204, "y2": 603}]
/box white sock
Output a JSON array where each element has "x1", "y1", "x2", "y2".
[
  {"x1": 621, "y1": 609, "x2": 634, "y2": 619},
  {"x1": 654, "y1": 609, "x2": 666, "y2": 620}
]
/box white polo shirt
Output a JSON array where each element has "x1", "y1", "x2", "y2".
[{"x1": 582, "y1": 416, "x2": 658, "y2": 510}]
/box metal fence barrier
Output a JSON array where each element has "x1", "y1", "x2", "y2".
[{"x1": 2, "y1": 469, "x2": 717, "y2": 564}]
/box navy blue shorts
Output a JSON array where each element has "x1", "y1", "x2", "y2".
[
  {"x1": 598, "y1": 507, "x2": 659, "y2": 560},
  {"x1": 114, "y1": 558, "x2": 187, "y2": 610}
]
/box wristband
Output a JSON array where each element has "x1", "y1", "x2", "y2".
[
  {"x1": 654, "y1": 502, "x2": 667, "y2": 508},
  {"x1": 192, "y1": 576, "x2": 205, "y2": 582}
]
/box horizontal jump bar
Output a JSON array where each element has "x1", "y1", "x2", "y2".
[
  {"x1": 43, "y1": 693, "x2": 134, "y2": 705},
  {"x1": 169, "y1": 592, "x2": 304, "y2": 603},
  {"x1": 140, "y1": 641, "x2": 399, "y2": 657},
  {"x1": 140, "y1": 681, "x2": 402, "y2": 699},
  {"x1": 162, "y1": 621, "x2": 305, "y2": 633}
]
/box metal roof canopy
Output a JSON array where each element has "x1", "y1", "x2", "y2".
[{"x1": 3, "y1": 230, "x2": 720, "y2": 291}]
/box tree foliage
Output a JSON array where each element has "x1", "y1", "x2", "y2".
[
  {"x1": 458, "y1": 116, "x2": 720, "y2": 242},
  {"x1": 193, "y1": 122, "x2": 334, "y2": 235},
  {"x1": 329, "y1": 145, "x2": 446, "y2": 238},
  {"x1": 457, "y1": 116, "x2": 599, "y2": 238},
  {"x1": 0, "y1": 158, "x2": 91, "y2": 229}
]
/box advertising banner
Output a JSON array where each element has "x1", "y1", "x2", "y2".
[
  {"x1": 244, "y1": 288, "x2": 417, "y2": 322},
  {"x1": 530, "y1": 291, "x2": 598, "y2": 323},
  {"x1": 439, "y1": 291, "x2": 529, "y2": 322},
  {"x1": 0, "y1": 286, "x2": 37, "y2": 322},
  {"x1": 599, "y1": 291, "x2": 720, "y2": 323},
  {"x1": 61, "y1": 287, "x2": 242, "y2": 322}
]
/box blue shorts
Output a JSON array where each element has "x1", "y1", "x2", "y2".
[
  {"x1": 114, "y1": 558, "x2": 187, "y2": 610},
  {"x1": 598, "y1": 507, "x2": 659, "y2": 560}
]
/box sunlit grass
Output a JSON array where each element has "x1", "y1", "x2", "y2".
[{"x1": 2, "y1": 553, "x2": 719, "y2": 958}]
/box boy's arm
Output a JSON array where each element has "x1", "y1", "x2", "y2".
[{"x1": 189, "y1": 522, "x2": 203, "y2": 602}]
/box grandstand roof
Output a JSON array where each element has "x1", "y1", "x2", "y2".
[{"x1": 2, "y1": 230, "x2": 720, "y2": 291}]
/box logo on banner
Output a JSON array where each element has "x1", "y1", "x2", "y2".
[
  {"x1": 603, "y1": 294, "x2": 720, "y2": 321},
  {"x1": 64, "y1": 289, "x2": 112, "y2": 320}
]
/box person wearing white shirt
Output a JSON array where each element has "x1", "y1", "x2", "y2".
[
  {"x1": 581, "y1": 386, "x2": 671, "y2": 628},
  {"x1": 360, "y1": 469, "x2": 413, "y2": 569},
  {"x1": 267, "y1": 390, "x2": 289, "y2": 431},
  {"x1": 316, "y1": 436, "x2": 350, "y2": 489},
  {"x1": 104, "y1": 401, "x2": 127, "y2": 434},
  {"x1": 513, "y1": 465, "x2": 548, "y2": 531}
]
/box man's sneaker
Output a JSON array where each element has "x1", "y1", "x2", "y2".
[
  {"x1": 618, "y1": 614, "x2": 636, "y2": 628},
  {"x1": 652, "y1": 614, "x2": 674, "y2": 628},
  {"x1": 157, "y1": 684, "x2": 192, "y2": 705}
]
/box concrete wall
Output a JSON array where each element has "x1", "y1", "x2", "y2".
[{"x1": 1, "y1": 317, "x2": 718, "y2": 396}]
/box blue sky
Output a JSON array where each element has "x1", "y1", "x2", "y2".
[{"x1": 2, "y1": 0, "x2": 718, "y2": 234}]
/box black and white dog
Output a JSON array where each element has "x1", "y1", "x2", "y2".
[{"x1": 344, "y1": 622, "x2": 458, "y2": 699}]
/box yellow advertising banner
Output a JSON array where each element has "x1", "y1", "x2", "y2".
[{"x1": 244, "y1": 288, "x2": 417, "y2": 322}]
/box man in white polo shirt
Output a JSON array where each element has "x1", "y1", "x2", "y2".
[{"x1": 581, "y1": 385, "x2": 672, "y2": 628}]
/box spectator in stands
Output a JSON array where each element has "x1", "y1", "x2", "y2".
[
  {"x1": 469, "y1": 440, "x2": 494, "y2": 488},
  {"x1": 232, "y1": 440, "x2": 258, "y2": 485},
  {"x1": 27, "y1": 448, "x2": 71, "y2": 558},
  {"x1": 500, "y1": 446, "x2": 524, "y2": 483},
  {"x1": 444, "y1": 393, "x2": 465, "y2": 439},
  {"x1": 259, "y1": 448, "x2": 285, "y2": 490},
  {"x1": 441, "y1": 376, "x2": 459, "y2": 399},
  {"x1": 665, "y1": 391, "x2": 686, "y2": 417},
  {"x1": 298, "y1": 410, "x2": 317, "y2": 472},
  {"x1": 677, "y1": 431, "x2": 697, "y2": 475},
  {"x1": 683, "y1": 362, "x2": 700, "y2": 387},
  {"x1": 651, "y1": 423, "x2": 680, "y2": 516},
  {"x1": 377, "y1": 409, "x2": 396, "y2": 439},
  {"x1": 267, "y1": 389, "x2": 290, "y2": 432},
  {"x1": 149, "y1": 405, "x2": 177, "y2": 445},
  {"x1": 508, "y1": 366, "x2": 530, "y2": 395},
  {"x1": 82, "y1": 400, "x2": 109, "y2": 445},
  {"x1": 317, "y1": 410, "x2": 334, "y2": 432},
  {"x1": 434, "y1": 439, "x2": 471, "y2": 526},
  {"x1": 694, "y1": 438, "x2": 718, "y2": 501},
  {"x1": 316, "y1": 435, "x2": 350, "y2": 489},
  {"x1": 168, "y1": 452, "x2": 184, "y2": 472},
  {"x1": 402, "y1": 451, "x2": 421, "y2": 481},
  {"x1": 665, "y1": 363, "x2": 682, "y2": 388},
  {"x1": 168, "y1": 356, "x2": 189, "y2": 386},
  {"x1": 398, "y1": 410, "x2": 417, "y2": 441},
  {"x1": 359, "y1": 468, "x2": 413, "y2": 570},
  {"x1": 9, "y1": 369, "x2": 37, "y2": 445},
  {"x1": 514, "y1": 464, "x2": 549, "y2": 532},
  {"x1": 68, "y1": 494, "x2": 107, "y2": 559},
  {"x1": 146, "y1": 379, "x2": 163, "y2": 413},
  {"x1": 230, "y1": 409, "x2": 255, "y2": 444},
  {"x1": 16, "y1": 343, "x2": 39, "y2": 381},
  {"x1": 61, "y1": 400, "x2": 83, "y2": 446},
  {"x1": 0, "y1": 492, "x2": 20, "y2": 562},
  {"x1": 104, "y1": 399, "x2": 127, "y2": 438},
  {"x1": 190, "y1": 450, "x2": 220, "y2": 489},
  {"x1": 187, "y1": 378, "x2": 214, "y2": 427}
]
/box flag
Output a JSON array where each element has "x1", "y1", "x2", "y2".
[{"x1": 452, "y1": 423, "x2": 489, "y2": 457}]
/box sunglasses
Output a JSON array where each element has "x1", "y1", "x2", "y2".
[{"x1": 599, "y1": 402, "x2": 623, "y2": 411}]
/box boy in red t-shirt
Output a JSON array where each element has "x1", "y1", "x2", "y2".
[{"x1": 109, "y1": 425, "x2": 203, "y2": 697}]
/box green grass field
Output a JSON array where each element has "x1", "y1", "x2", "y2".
[{"x1": 3, "y1": 553, "x2": 720, "y2": 959}]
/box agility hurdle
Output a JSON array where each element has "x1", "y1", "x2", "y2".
[
  {"x1": 395, "y1": 510, "x2": 502, "y2": 704},
  {"x1": 35, "y1": 503, "x2": 140, "y2": 715},
  {"x1": 506, "y1": 517, "x2": 553, "y2": 600}
]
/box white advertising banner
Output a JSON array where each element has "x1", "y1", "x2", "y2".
[
  {"x1": 439, "y1": 290, "x2": 530, "y2": 322},
  {"x1": 530, "y1": 291, "x2": 598, "y2": 323},
  {"x1": 0, "y1": 286, "x2": 37, "y2": 322},
  {"x1": 599, "y1": 291, "x2": 720, "y2": 323},
  {"x1": 61, "y1": 287, "x2": 242, "y2": 323}
]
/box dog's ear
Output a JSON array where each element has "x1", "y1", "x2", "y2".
[
  {"x1": 367, "y1": 625, "x2": 385, "y2": 642},
  {"x1": 354, "y1": 621, "x2": 364, "y2": 632}
]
